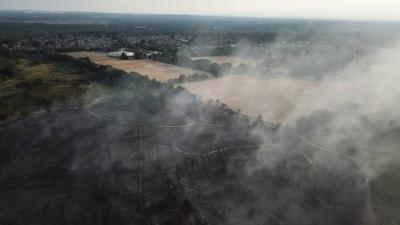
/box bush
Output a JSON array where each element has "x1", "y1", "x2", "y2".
[
  {"x1": 32, "y1": 78, "x2": 45, "y2": 88},
  {"x1": 15, "y1": 79, "x2": 47, "y2": 90},
  {"x1": 15, "y1": 81, "x2": 32, "y2": 89},
  {"x1": 0, "y1": 62, "x2": 23, "y2": 79},
  {"x1": 0, "y1": 112, "x2": 7, "y2": 121},
  {"x1": 0, "y1": 73, "x2": 7, "y2": 81},
  {"x1": 121, "y1": 52, "x2": 129, "y2": 60}
]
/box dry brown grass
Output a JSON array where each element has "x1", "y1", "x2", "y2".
[
  {"x1": 66, "y1": 52, "x2": 352, "y2": 125},
  {"x1": 67, "y1": 51, "x2": 210, "y2": 81},
  {"x1": 182, "y1": 75, "x2": 349, "y2": 124}
]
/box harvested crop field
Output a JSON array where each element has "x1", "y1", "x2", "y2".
[
  {"x1": 182, "y1": 75, "x2": 352, "y2": 124},
  {"x1": 67, "y1": 52, "x2": 354, "y2": 125},
  {"x1": 67, "y1": 51, "x2": 210, "y2": 81}
]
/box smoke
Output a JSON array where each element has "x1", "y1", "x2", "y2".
[
  {"x1": 288, "y1": 40, "x2": 400, "y2": 178},
  {"x1": 174, "y1": 26, "x2": 400, "y2": 225},
  {"x1": 183, "y1": 23, "x2": 400, "y2": 181},
  {"x1": 2, "y1": 22, "x2": 400, "y2": 225}
]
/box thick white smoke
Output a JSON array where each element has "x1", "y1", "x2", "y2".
[{"x1": 184, "y1": 26, "x2": 400, "y2": 179}]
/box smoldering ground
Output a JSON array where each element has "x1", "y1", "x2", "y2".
[
  {"x1": 0, "y1": 74, "x2": 373, "y2": 225},
  {"x1": 0, "y1": 72, "x2": 267, "y2": 225}
]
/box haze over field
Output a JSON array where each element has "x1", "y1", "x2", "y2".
[
  {"x1": 184, "y1": 41, "x2": 400, "y2": 126},
  {"x1": 182, "y1": 75, "x2": 348, "y2": 124},
  {"x1": 65, "y1": 26, "x2": 400, "y2": 182}
]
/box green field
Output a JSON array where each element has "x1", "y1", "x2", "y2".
[{"x1": 0, "y1": 50, "x2": 162, "y2": 123}]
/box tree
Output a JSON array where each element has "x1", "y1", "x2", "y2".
[
  {"x1": 121, "y1": 52, "x2": 129, "y2": 60},
  {"x1": 0, "y1": 62, "x2": 22, "y2": 79},
  {"x1": 178, "y1": 74, "x2": 186, "y2": 83},
  {"x1": 200, "y1": 73, "x2": 209, "y2": 80},
  {"x1": 221, "y1": 63, "x2": 233, "y2": 73},
  {"x1": 235, "y1": 63, "x2": 248, "y2": 74},
  {"x1": 211, "y1": 63, "x2": 222, "y2": 77},
  {"x1": 253, "y1": 115, "x2": 264, "y2": 127}
]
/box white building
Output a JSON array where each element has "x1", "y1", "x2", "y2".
[{"x1": 107, "y1": 49, "x2": 135, "y2": 58}]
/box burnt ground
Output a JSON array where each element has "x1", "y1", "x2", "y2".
[{"x1": 0, "y1": 93, "x2": 372, "y2": 225}]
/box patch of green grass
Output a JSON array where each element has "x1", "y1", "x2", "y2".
[{"x1": 0, "y1": 60, "x2": 90, "y2": 122}]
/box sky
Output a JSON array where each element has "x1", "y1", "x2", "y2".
[{"x1": 1, "y1": 0, "x2": 400, "y2": 21}]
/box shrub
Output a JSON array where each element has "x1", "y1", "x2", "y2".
[
  {"x1": 0, "y1": 62, "x2": 23, "y2": 78},
  {"x1": 0, "y1": 112, "x2": 7, "y2": 121},
  {"x1": 32, "y1": 78, "x2": 44, "y2": 87},
  {"x1": 16, "y1": 81, "x2": 32, "y2": 89}
]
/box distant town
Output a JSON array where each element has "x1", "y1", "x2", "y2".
[{"x1": 0, "y1": 32, "x2": 190, "y2": 55}]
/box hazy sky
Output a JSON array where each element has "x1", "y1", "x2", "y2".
[{"x1": 1, "y1": 0, "x2": 400, "y2": 21}]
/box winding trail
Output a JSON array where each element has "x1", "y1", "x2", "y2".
[
  {"x1": 87, "y1": 109, "x2": 197, "y2": 128},
  {"x1": 295, "y1": 133, "x2": 376, "y2": 225},
  {"x1": 85, "y1": 101, "x2": 376, "y2": 225},
  {"x1": 294, "y1": 134, "x2": 364, "y2": 175}
]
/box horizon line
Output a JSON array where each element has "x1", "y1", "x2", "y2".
[{"x1": 1, "y1": 8, "x2": 400, "y2": 23}]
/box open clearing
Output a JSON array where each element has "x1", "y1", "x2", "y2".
[
  {"x1": 183, "y1": 75, "x2": 352, "y2": 124},
  {"x1": 191, "y1": 56, "x2": 258, "y2": 66},
  {"x1": 67, "y1": 51, "x2": 210, "y2": 81},
  {"x1": 67, "y1": 52, "x2": 353, "y2": 125}
]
